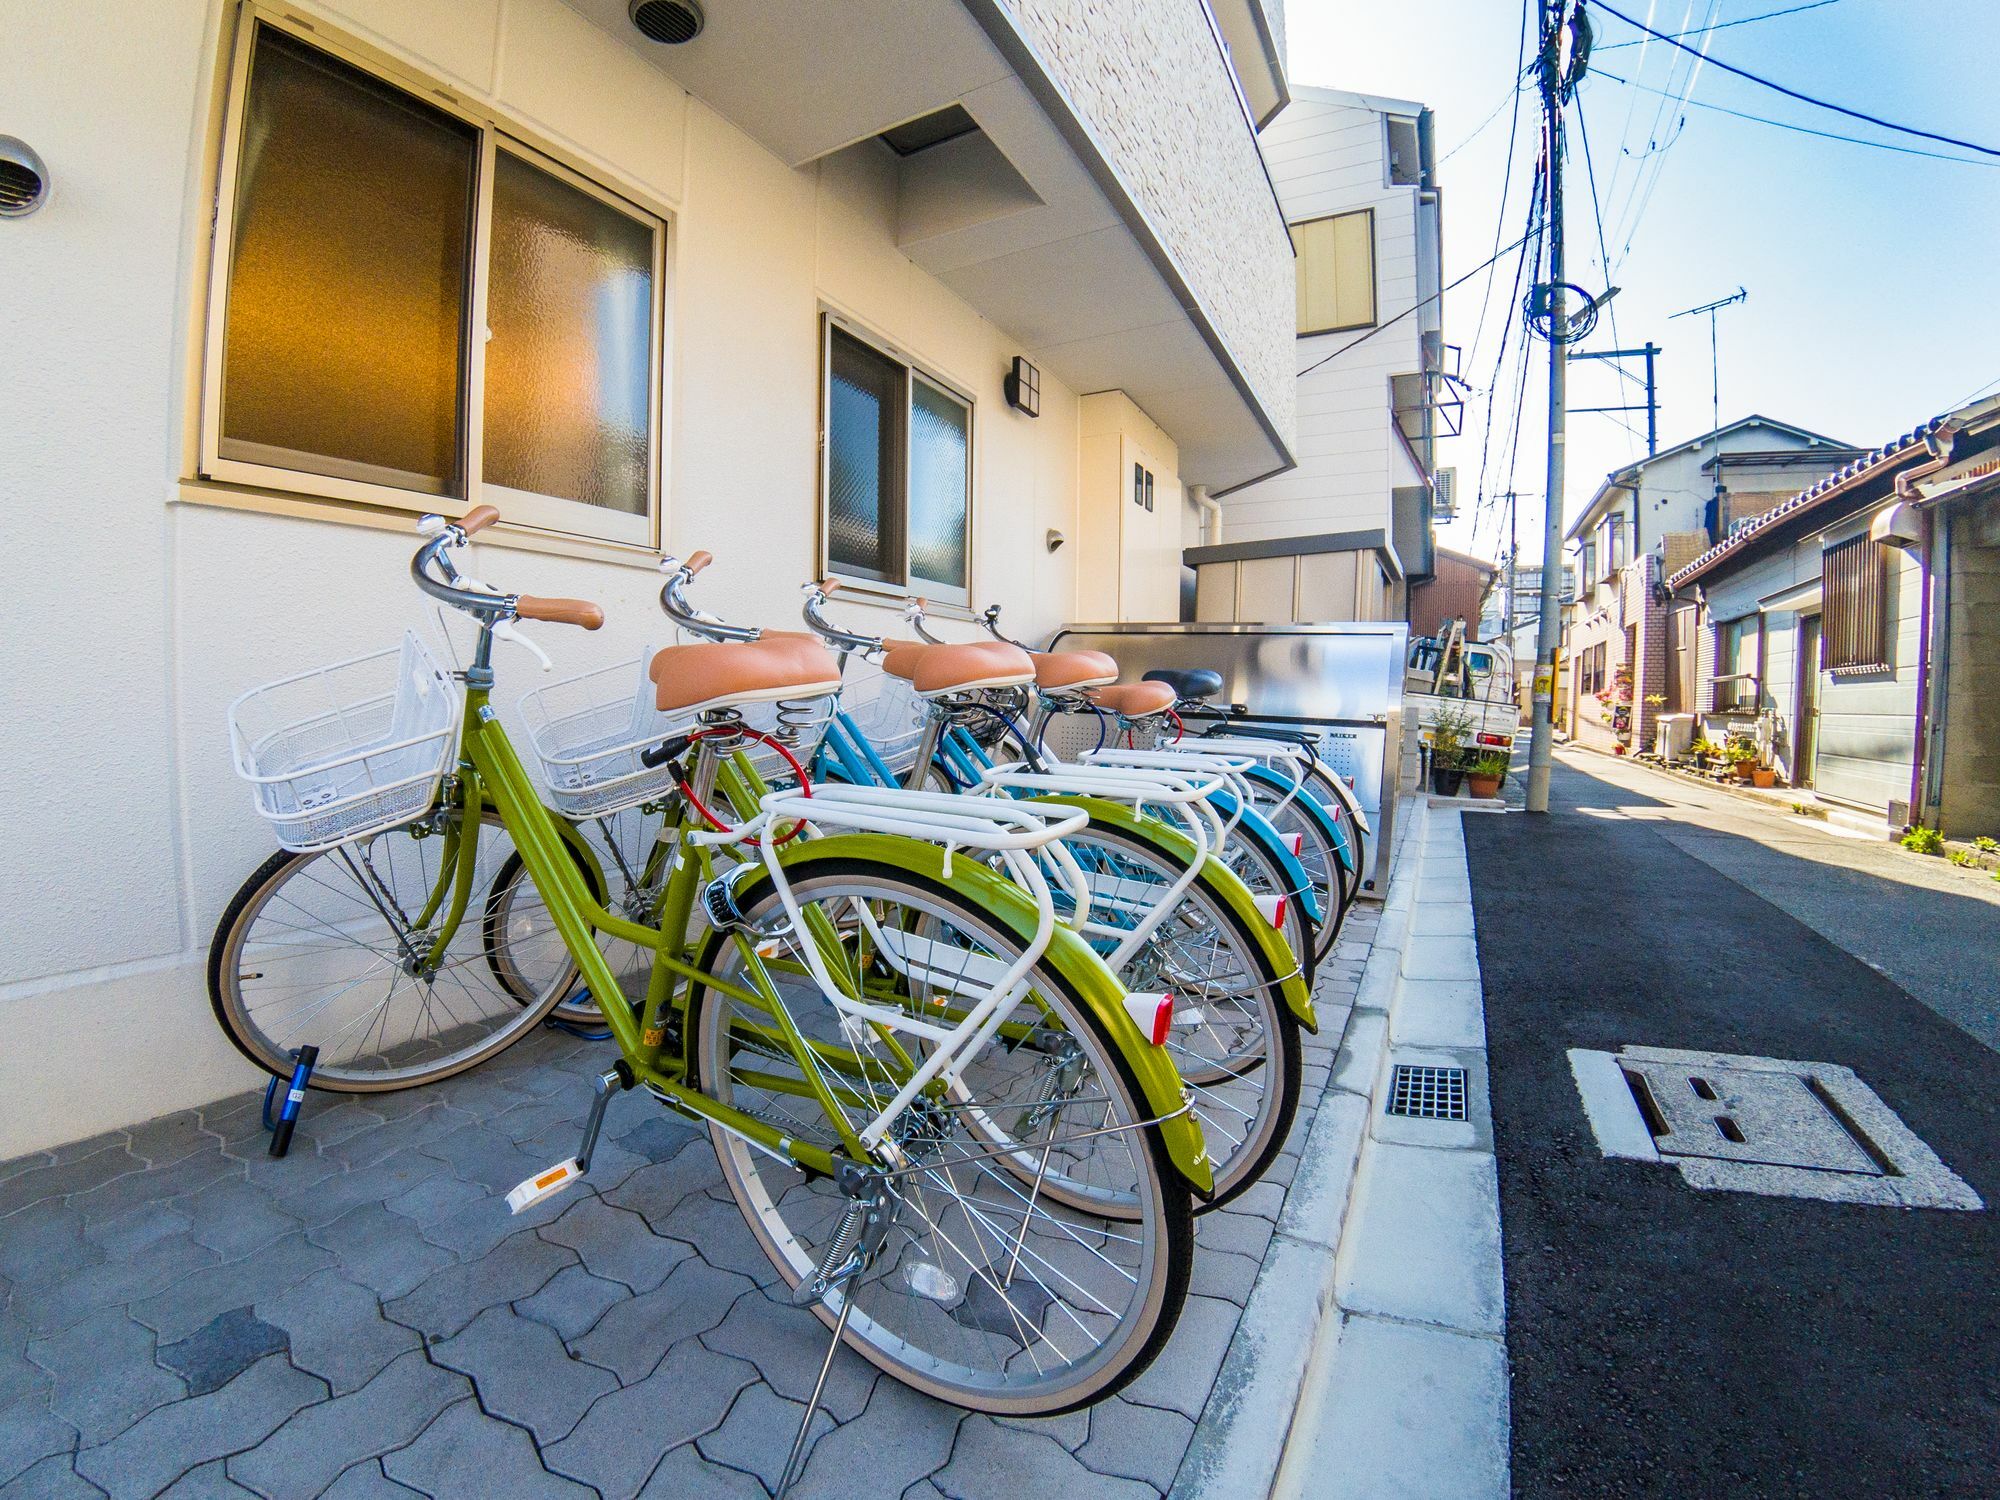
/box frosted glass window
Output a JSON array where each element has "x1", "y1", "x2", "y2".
[
  {"x1": 219, "y1": 27, "x2": 477, "y2": 493},
  {"x1": 484, "y1": 151, "x2": 655, "y2": 516},
  {"x1": 909, "y1": 376, "x2": 969, "y2": 590},
  {"x1": 828, "y1": 328, "x2": 905, "y2": 583},
  {"x1": 822, "y1": 323, "x2": 973, "y2": 598},
  {"x1": 1293, "y1": 210, "x2": 1375, "y2": 336},
  {"x1": 206, "y1": 19, "x2": 666, "y2": 541}
]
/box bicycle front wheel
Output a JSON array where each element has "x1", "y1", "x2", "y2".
[
  {"x1": 686, "y1": 858, "x2": 1194, "y2": 1416},
  {"x1": 207, "y1": 812, "x2": 574, "y2": 1091}
]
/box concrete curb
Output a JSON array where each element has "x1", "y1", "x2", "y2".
[
  {"x1": 1176, "y1": 801, "x2": 1424, "y2": 1500},
  {"x1": 1183, "y1": 797, "x2": 1513, "y2": 1500}
]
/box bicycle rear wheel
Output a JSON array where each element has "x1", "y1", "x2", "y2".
[
  {"x1": 686, "y1": 858, "x2": 1194, "y2": 1416},
  {"x1": 1045, "y1": 823, "x2": 1301, "y2": 1210},
  {"x1": 207, "y1": 812, "x2": 573, "y2": 1091}
]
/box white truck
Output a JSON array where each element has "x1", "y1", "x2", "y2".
[{"x1": 1404, "y1": 619, "x2": 1520, "y2": 771}]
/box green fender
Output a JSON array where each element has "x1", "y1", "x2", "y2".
[
  {"x1": 760, "y1": 832, "x2": 1215, "y2": 1198},
  {"x1": 1023, "y1": 795, "x2": 1318, "y2": 1036}
]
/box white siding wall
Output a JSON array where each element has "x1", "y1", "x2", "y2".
[
  {"x1": 0, "y1": 0, "x2": 1106, "y2": 1154},
  {"x1": 1220, "y1": 91, "x2": 1423, "y2": 543}
]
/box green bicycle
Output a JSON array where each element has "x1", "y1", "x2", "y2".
[{"x1": 212, "y1": 506, "x2": 1208, "y2": 1414}]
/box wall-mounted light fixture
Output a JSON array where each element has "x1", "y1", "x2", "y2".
[
  {"x1": 1046, "y1": 529, "x2": 1066, "y2": 553},
  {"x1": 1004, "y1": 356, "x2": 1039, "y2": 417},
  {"x1": 0, "y1": 137, "x2": 49, "y2": 217}
]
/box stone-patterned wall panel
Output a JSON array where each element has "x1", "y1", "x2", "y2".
[{"x1": 1002, "y1": 0, "x2": 1297, "y2": 444}]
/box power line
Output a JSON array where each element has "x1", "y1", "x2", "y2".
[
  {"x1": 1465, "y1": 0, "x2": 1536, "y2": 379},
  {"x1": 1589, "y1": 66, "x2": 1998, "y2": 166},
  {"x1": 1293, "y1": 220, "x2": 1546, "y2": 380},
  {"x1": 1604, "y1": 0, "x2": 1722, "y2": 272},
  {"x1": 1595, "y1": 0, "x2": 1844, "y2": 50},
  {"x1": 1591, "y1": 0, "x2": 2000, "y2": 157}
]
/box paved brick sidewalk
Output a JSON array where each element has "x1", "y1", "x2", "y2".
[{"x1": 0, "y1": 914, "x2": 1374, "y2": 1499}]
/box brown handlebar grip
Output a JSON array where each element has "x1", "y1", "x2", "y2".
[
  {"x1": 516, "y1": 595, "x2": 605, "y2": 630},
  {"x1": 686, "y1": 550, "x2": 714, "y2": 575},
  {"x1": 818, "y1": 576, "x2": 840, "y2": 595},
  {"x1": 459, "y1": 504, "x2": 501, "y2": 536}
]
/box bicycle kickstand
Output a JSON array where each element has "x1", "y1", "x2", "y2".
[
  {"x1": 774, "y1": 1165, "x2": 893, "y2": 1498},
  {"x1": 505, "y1": 1067, "x2": 626, "y2": 1214}
]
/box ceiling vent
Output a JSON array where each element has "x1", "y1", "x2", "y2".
[
  {"x1": 628, "y1": 0, "x2": 704, "y2": 44},
  {"x1": 0, "y1": 137, "x2": 49, "y2": 217}
]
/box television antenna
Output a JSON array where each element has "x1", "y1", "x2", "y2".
[{"x1": 1670, "y1": 288, "x2": 1747, "y2": 435}]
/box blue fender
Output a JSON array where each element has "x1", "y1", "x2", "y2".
[
  {"x1": 1206, "y1": 788, "x2": 1324, "y2": 927},
  {"x1": 1243, "y1": 762, "x2": 1354, "y2": 875}
]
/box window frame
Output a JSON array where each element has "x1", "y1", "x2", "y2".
[
  {"x1": 1821, "y1": 533, "x2": 1889, "y2": 673},
  {"x1": 1712, "y1": 615, "x2": 1763, "y2": 713},
  {"x1": 197, "y1": 6, "x2": 670, "y2": 549},
  {"x1": 1291, "y1": 207, "x2": 1377, "y2": 337},
  {"x1": 817, "y1": 311, "x2": 975, "y2": 607}
]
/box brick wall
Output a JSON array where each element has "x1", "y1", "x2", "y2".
[{"x1": 1626, "y1": 555, "x2": 1668, "y2": 752}]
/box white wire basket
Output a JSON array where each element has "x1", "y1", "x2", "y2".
[
  {"x1": 522, "y1": 654, "x2": 840, "y2": 820},
  {"x1": 833, "y1": 658, "x2": 930, "y2": 778},
  {"x1": 229, "y1": 632, "x2": 459, "y2": 853}
]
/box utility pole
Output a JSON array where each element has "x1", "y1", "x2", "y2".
[
  {"x1": 1525, "y1": 0, "x2": 1574, "y2": 815},
  {"x1": 1503, "y1": 491, "x2": 1518, "y2": 634},
  {"x1": 1572, "y1": 342, "x2": 1661, "y2": 456}
]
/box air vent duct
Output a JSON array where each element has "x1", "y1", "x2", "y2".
[
  {"x1": 629, "y1": 0, "x2": 704, "y2": 44},
  {"x1": 0, "y1": 137, "x2": 49, "y2": 217}
]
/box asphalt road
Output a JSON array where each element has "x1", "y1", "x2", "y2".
[{"x1": 1465, "y1": 755, "x2": 2000, "y2": 1498}]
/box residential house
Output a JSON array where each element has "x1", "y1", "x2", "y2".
[
  {"x1": 1410, "y1": 547, "x2": 1497, "y2": 642},
  {"x1": 1188, "y1": 84, "x2": 1450, "y2": 624},
  {"x1": 1, "y1": 0, "x2": 1298, "y2": 1154},
  {"x1": 1562, "y1": 416, "x2": 1859, "y2": 754},
  {"x1": 1667, "y1": 395, "x2": 2000, "y2": 836}
]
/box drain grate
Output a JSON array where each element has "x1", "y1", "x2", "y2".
[{"x1": 1386, "y1": 1064, "x2": 1468, "y2": 1120}]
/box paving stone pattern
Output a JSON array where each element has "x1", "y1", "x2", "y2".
[{"x1": 0, "y1": 914, "x2": 1375, "y2": 1498}]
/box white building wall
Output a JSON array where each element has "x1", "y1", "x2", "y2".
[
  {"x1": 0, "y1": 0, "x2": 1106, "y2": 1154},
  {"x1": 1217, "y1": 88, "x2": 1424, "y2": 543}
]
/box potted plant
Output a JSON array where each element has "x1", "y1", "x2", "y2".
[
  {"x1": 1724, "y1": 739, "x2": 1758, "y2": 782},
  {"x1": 1465, "y1": 751, "x2": 1509, "y2": 799},
  {"x1": 1427, "y1": 705, "x2": 1473, "y2": 796},
  {"x1": 1751, "y1": 762, "x2": 1777, "y2": 789},
  {"x1": 1687, "y1": 736, "x2": 1720, "y2": 770}
]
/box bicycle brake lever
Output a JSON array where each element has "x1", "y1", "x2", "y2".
[{"x1": 492, "y1": 618, "x2": 552, "y2": 671}]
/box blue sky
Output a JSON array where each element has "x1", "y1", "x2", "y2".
[{"x1": 1285, "y1": 0, "x2": 2000, "y2": 564}]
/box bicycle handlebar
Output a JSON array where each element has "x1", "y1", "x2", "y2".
[
  {"x1": 799, "y1": 577, "x2": 886, "y2": 655},
  {"x1": 976, "y1": 604, "x2": 1031, "y2": 651},
  {"x1": 410, "y1": 510, "x2": 603, "y2": 629},
  {"x1": 658, "y1": 553, "x2": 759, "y2": 644}
]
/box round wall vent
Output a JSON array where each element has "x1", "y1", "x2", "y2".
[
  {"x1": 629, "y1": 0, "x2": 704, "y2": 44},
  {"x1": 0, "y1": 137, "x2": 49, "y2": 218}
]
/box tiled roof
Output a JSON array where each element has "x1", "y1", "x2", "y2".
[{"x1": 1665, "y1": 419, "x2": 1944, "y2": 590}]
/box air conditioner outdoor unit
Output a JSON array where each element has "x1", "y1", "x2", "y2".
[
  {"x1": 1433, "y1": 468, "x2": 1457, "y2": 521},
  {"x1": 1655, "y1": 713, "x2": 1695, "y2": 760}
]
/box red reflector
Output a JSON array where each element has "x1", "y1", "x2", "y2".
[{"x1": 1151, "y1": 995, "x2": 1173, "y2": 1046}]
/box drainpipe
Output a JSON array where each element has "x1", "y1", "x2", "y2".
[
  {"x1": 1895, "y1": 427, "x2": 1956, "y2": 828},
  {"x1": 1191, "y1": 485, "x2": 1223, "y2": 546}
]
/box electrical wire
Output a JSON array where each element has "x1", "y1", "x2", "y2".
[
  {"x1": 1464, "y1": 0, "x2": 1536, "y2": 382},
  {"x1": 1594, "y1": 0, "x2": 1844, "y2": 50},
  {"x1": 1592, "y1": 0, "x2": 2000, "y2": 157},
  {"x1": 1605, "y1": 0, "x2": 1722, "y2": 271},
  {"x1": 1294, "y1": 220, "x2": 1546, "y2": 380},
  {"x1": 1588, "y1": 66, "x2": 1997, "y2": 166}
]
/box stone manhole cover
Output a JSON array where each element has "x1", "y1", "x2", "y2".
[
  {"x1": 1619, "y1": 1059, "x2": 1882, "y2": 1175},
  {"x1": 1566, "y1": 1046, "x2": 1983, "y2": 1210}
]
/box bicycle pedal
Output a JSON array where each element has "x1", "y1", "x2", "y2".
[{"x1": 506, "y1": 1157, "x2": 583, "y2": 1214}]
